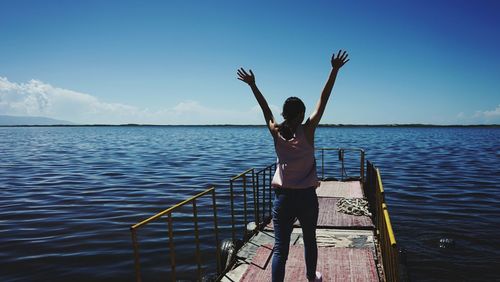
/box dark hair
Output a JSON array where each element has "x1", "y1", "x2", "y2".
[{"x1": 279, "y1": 97, "x2": 305, "y2": 140}]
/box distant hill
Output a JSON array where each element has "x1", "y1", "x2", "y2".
[{"x1": 0, "y1": 115, "x2": 74, "y2": 126}]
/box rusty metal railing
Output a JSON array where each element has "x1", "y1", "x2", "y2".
[
  {"x1": 255, "y1": 163, "x2": 276, "y2": 228},
  {"x1": 229, "y1": 168, "x2": 255, "y2": 243},
  {"x1": 366, "y1": 161, "x2": 400, "y2": 282},
  {"x1": 228, "y1": 163, "x2": 276, "y2": 240},
  {"x1": 316, "y1": 147, "x2": 365, "y2": 181},
  {"x1": 130, "y1": 187, "x2": 220, "y2": 282}
]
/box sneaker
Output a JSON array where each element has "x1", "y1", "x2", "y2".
[{"x1": 308, "y1": 271, "x2": 322, "y2": 282}]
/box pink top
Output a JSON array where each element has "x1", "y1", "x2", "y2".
[{"x1": 271, "y1": 124, "x2": 319, "y2": 189}]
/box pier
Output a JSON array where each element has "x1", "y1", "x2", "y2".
[
  {"x1": 130, "y1": 149, "x2": 400, "y2": 281},
  {"x1": 220, "y1": 180, "x2": 380, "y2": 281}
]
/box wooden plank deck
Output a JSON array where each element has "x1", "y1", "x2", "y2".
[{"x1": 220, "y1": 181, "x2": 380, "y2": 282}]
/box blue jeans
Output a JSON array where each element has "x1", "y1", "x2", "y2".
[{"x1": 271, "y1": 187, "x2": 319, "y2": 282}]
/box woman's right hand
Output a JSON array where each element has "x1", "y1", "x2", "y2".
[{"x1": 237, "y1": 68, "x2": 256, "y2": 85}]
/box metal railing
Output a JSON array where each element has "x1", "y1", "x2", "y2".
[
  {"x1": 229, "y1": 168, "x2": 255, "y2": 243},
  {"x1": 229, "y1": 163, "x2": 276, "y2": 243},
  {"x1": 366, "y1": 161, "x2": 399, "y2": 282},
  {"x1": 380, "y1": 202, "x2": 399, "y2": 282},
  {"x1": 130, "y1": 187, "x2": 220, "y2": 282},
  {"x1": 129, "y1": 152, "x2": 400, "y2": 281},
  {"x1": 316, "y1": 148, "x2": 365, "y2": 181},
  {"x1": 255, "y1": 163, "x2": 276, "y2": 229},
  {"x1": 128, "y1": 163, "x2": 276, "y2": 282}
]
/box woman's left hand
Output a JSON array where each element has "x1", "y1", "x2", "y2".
[{"x1": 331, "y1": 50, "x2": 349, "y2": 70}]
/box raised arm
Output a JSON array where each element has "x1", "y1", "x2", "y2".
[
  {"x1": 307, "y1": 50, "x2": 349, "y2": 130},
  {"x1": 237, "y1": 68, "x2": 278, "y2": 135}
]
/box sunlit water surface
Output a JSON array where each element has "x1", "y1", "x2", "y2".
[{"x1": 0, "y1": 126, "x2": 499, "y2": 281}]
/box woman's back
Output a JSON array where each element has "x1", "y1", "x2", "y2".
[{"x1": 272, "y1": 124, "x2": 318, "y2": 189}]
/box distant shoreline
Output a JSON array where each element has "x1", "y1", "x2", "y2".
[{"x1": 1, "y1": 124, "x2": 499, "y2": 128}]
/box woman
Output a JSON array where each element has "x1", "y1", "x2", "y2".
[{"x1": 237, "y1": 50, "x2": 349, "y2": 282}]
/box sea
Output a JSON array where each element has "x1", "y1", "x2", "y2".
[{"x1": 0, "y1": 126, "x2": 499, "y2": 282}]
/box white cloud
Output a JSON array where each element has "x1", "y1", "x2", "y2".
[
  {"x1": 0, "y1": 76, "x2": 269, "y2": 124},
  {"x1": 173, "y1": 100, "x2": 207, "y2": 113},
  {"x1": 474, "y1": 104, "x2": 500, "y2": 119},
  {"x1": 456, "y1": 104, "x2": 500, "y2": 124},
  {"x1": 0, "y1": 77, "x2": 141, "y2": 123}
]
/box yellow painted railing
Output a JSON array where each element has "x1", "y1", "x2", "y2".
[
  {"x1": 367, "y1": 161, "x2": 400, "y2": 282},
  {"x1": 130, "y1": 186, "x2": 220, "y2": 282}
]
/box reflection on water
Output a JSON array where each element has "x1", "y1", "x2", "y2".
[{"x1": 0, "y1": 126, "x2": 499, "y2": 281}]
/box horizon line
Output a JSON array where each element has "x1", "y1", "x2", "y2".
[{"x1": 1, "y1": 123, "x2": 499, "y2": 128}]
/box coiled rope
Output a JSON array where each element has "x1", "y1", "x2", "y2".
[{"x1": 336, "y1": 198, "x2": 372, "y2": 217}]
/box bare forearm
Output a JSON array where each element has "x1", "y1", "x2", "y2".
[
  {"x1": 312, "y1": 50, "x2": 349, "y2": 124},
  {"x1": 321, "y1": 68, "x2": 339, "y2": 101},
  {"x1": 249, "y1": 83, "x2": 274, "y2": 123},
  {"x1": 250, "y1": 83, "x2": 269, "y2": 109},
  {"x1": 314, "y1": 68, "x2": 339, "y2": 118}
]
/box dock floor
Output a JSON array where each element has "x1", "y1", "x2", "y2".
[{"x1": 220, "y1": 181, "x2": 381, "y2": 282}]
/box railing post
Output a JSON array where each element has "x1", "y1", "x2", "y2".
[
  {"x1": 376, "y1": 168, "x2": 385, "y2": 230},
  {"x1": 131, "y1": 228, "x2": 142, "y2": 282},
  {"x1": 268, "y1": 165, "x2": 273, "y2": 218},
  {"x1": 321, "y1": 148, "x2": 325, "y2": 179},
  {"x1": 192, "y1": 199, "x2": 202, "y2": 280},
  {"x1": 340, "y1": 149, "x2": 344, "y2": 181},
  {"x1": 167, "y1": 213, "x2": 176, "y2": 282},
  {"x1": 252, "y1": 169, "x2": 259, "y2": 228},
  {"x1": 243, "y1": 174, "x2": 248, "y2": 238},
  {"x1": 230, "y1": 180, "x2": 236, "y2": 243},
  {"x1": 211, "y1": 188, "x2": 221, "y2": 275},
  {"x1": 256, "y1": 170, "x2": 262, "y2": 226},
  {"x1": 360, "y1": 149, "x2": 365, "y2": 181},
  {"x1": 262, "y1": 168, "x2": 267, "y2": 219}
]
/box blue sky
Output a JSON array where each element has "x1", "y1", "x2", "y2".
[{"x1": 1, "y1": 0, "x2": 499, "y2": 124}]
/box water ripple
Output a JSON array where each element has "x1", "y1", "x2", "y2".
[{"x1": 0, "y1": 126, "x2": 499, "y2": 281}]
